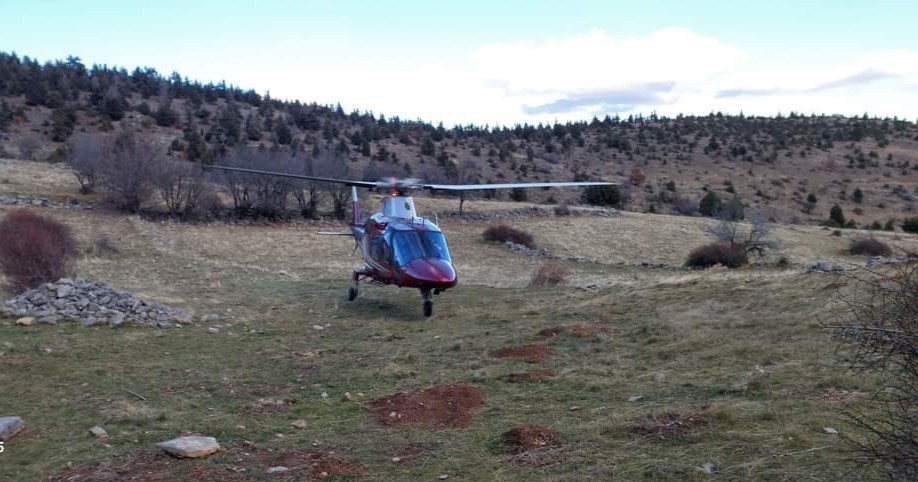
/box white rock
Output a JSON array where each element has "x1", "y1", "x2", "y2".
[
  {"x1": 155, "y1": 436, "x2": 221, "y2": 458},
  {"x1": 56, "y1": 285, "x2": 73, "y2": 298},
  {"x1": 200, "y1": 313, "x2": 221, "y2": 323},
  {"x1": 627, "y1": 395, "x2": 643, "y2": 402},
  {"x1": 699, "y1": 462, "x2": 716, "y2": 474},
  {"x1": 207, "y1": 327, "x2": 220, "y2": 334},
  {"x1": 823, "y1": 427, "x2": 838, "y2": 434},
  {"x1": 291, "y1": 420, "x2": 308, "y2": 429},
  {"x1": 89, "y1": 426, "x2": 108, "y2": 438},
  {"x1": 438, "y1": 475, "x2": 449, "y2": 480},
  {"x1": 0, "y1": 416, "x2": 24, "y2": 441},
  {"x1": 15, "y1": 317, "x2": 35, "y2": 326},
  {"x1": 267, "y1": 466, "x2": 289, "y2": 474}
]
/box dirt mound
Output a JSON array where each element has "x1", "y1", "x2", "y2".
[
  {"x1": 537, "y1": 324, "x2": 601, "y2": 338},
  {"x1": 271, "y1": 450, "x2": 366, "y2": 479},
  {"x1": 507, "y1": 369, "x2": 556, "y2": 382},
  {"x1": 490, "y1": 344, "x2": 551, "y2": 362},
  {"x1": 367, "y1": 383, "x2": 485, "y2": 428},
  {"x1": 41, "y1": 450, "x2": 247, "y2": 482},
  {"x1": 501, "y1": 425, "x2": 563, "y2": 453},
  {"x1": 630, "y1": 411, "x2": 708, "y2": 440}
]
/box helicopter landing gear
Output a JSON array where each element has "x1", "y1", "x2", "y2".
[
  {"x1": 422, "y1": 289, "x2": 433, "y2": 318},
  {"x1": 348, "y1": 271, "x2": 360, "y2": 301}
]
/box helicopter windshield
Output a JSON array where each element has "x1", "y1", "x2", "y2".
[{"x1": 392, "y1": 230, "x2": 451, "y2": 266}]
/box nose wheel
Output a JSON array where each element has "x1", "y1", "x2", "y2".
[
  {"x1": 348, "y1": 271, "x2": 360, "y2": 301},
  {"x1": 422, "y1": 289, "x2": 433, "y2": 318}
]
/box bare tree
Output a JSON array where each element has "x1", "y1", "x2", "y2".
[
  {"x1": 97, "y1": 130, "x2": 161, "y2": 212},
  {"x1": 828, "y1": 260, "x2": 918, "y2": 481},
  {"x1": 314, "y1": 147, "x2": 351, "y2": 219},
  {"x1": 155, "y1": 160, "x2": 205, "y2": 217},
  {"x1": 215, "y1": 146, "x2": 296, "y2": 217},
  {"x1": 706, "y1": 217, "x2": 779, "y2": 258},
  {"x1": 68, "y1": 134, "x2": 109, "y2": 194}
]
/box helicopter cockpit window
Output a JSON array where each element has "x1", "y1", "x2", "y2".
[{"x1": 392, "y1": 231, "x2": 451, "y2": 265}]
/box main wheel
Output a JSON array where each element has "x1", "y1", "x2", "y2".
[
  {"x1": 423, "y1": 300, "x2": 433, "y2": 318},
  {"x1": 348, "y1": 286, "x2": 358, "y2": 301}
]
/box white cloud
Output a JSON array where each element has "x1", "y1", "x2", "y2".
[{"x1": 272, "y1": 29, "x2": 918, "y2": 125}]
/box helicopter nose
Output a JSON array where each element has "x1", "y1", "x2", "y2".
[{"x1": 405, "y1": 258, "x2": 457, "y2": 287}]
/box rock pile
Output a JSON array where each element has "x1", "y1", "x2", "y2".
[
  {"x1": 504, "y1": 241, "x2": 551, "y2": 257},
  {"x1": 2, "y1": 278, "x2": 192, "y2": 328},
  {"x1": 805, "y1": 261, "x2": 848, "y2": 273},
  {"x1": 866, "y1": 255, "x2": 915, "y2": 268},
  {"x1": 0, "y1": 194, "x2": 94, "y2": 210}
]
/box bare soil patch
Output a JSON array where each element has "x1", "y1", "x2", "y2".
[
  {"x1": 501, "y1": 425, "x2": 564, "y2": 454},
  {"x1": 823, "y1": 387, "x2": 867, "y2": 403},
  {"x1": 507, "y1": 369, "x2": 556, "y2": 383},
  {"x1": 270, "y1": 450, "x2": 366, "y2": 479},
  {"x1": 489, "y1": 344, "x2": 551, "y2": 362},
  {"x1": 629, "y1": 411, "x2": 709, "y2": 441},
  {"x1": 367, "y1": 383, "x2": 485, "y2": 428},
  {"x1": 40, "y1": 450, "x2": 247, "y2": 482}
]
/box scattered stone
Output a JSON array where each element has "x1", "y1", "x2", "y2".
[
  {"x1": 823, "y1": 427, "x2": 838, "y2": 434},
  {"x1": 0, "y1": 416, "x2": 23, "y2": 441},
  {"x1": 0, "y1": 194, "x2": 95, "y2": 210},
  {"x1": 155, "y1": 435, "x2": 220, "y2": 458},
  {"x1": 291, "y1": 420, "x2": 308, "y2": 429},
  {"x1": 342, "y1": 392, "x2": 355, "y2": 401},
  {"x1": 628, "y1": 395, "x2": 643, "y2": 402},
  {"x1": 200, "y1": 313, "x2": 221, "y2": 322},
  {"x1": 2, "y1": 278, "x2": 191, "y2": 328},
  {"x1": 867, "y1": 255, "x2": 915, "y2": 268},
  {"x1": 207, "y1": 327, "x2": 220, "y2": 334},
  {"x1": 805, "y1": 261, "x2": 847, "y2": 273},
  {"x1": 267, "y1": 466, "x2": 289, "y2": 474},
  {"x1": 391, "y1": 457, "x2": 402, "y2": 463},
  {"x1": 698, "y1": 462, "x2": 716, "y2": 474},
  {"x1": 568, "y1": 406, "x2": 582, "y2": 411},
  {"x1": 89, "y1": 426, "x2": 108, "y2": 438},
  {"x1": 438, "y1": 475, "x2": 449, "y2": 480},
  {"x1": 15, "y1": 317, "x2": 35, "y2": 326}
]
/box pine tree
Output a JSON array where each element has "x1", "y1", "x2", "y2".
[
  {"x1": 244, "y1": 113, "x2": 262, "y2": 141},
  {"x1": 699, "y1": 191, "x2": 722, "y2": 217},
  {"x1": 829, "y1": 204, "x2": 846, "y2": 227}
]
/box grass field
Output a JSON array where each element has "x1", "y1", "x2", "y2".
[{"x1": 1, "y1": 159, "x2": 916, "y2": 481}]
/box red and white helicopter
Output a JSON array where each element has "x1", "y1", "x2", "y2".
[{"x1": 210, "y1": 165, "x2": 614, "y2": 317}]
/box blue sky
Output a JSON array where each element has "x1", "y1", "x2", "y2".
[{"x1": 3, "y1": 0, "x2": 917, "y2": 125}]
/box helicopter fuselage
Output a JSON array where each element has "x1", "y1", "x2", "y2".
[{"x1": 351, "y1": 195, "x2": 457, "y2": 291}]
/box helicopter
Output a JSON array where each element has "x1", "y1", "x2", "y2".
[{"x1": 209, "y1": 165, "x2": 614, "y2": 317}]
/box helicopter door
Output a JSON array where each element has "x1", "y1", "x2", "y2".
[{"x1": 368, "y1": 231, "x2": 393, "y2": 273}]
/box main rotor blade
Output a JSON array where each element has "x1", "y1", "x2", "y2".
[
  {"x1": 421, "y1": 181, "x2": 617, "y2": 192},
  {"x1": 207, "y1": 165, "x2": 380, "y2": 189}
]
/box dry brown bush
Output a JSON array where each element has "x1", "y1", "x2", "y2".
[
  {"x1": 685, "y1": 242, "x2": 748, "y2": 269},
  {"x1": 849, "y1": 238, "x2": 892, "y2": 257},
  {"x1": 529, "y1": 262, "x2": 570, "y2": 287},
  {"x1": 483, "y1": 224, "x2": 534, "y2": 247},
  {"x1": 0, "y1": 210, "x2": 76, "y2": 293}
]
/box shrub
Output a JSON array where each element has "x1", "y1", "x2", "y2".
[
  {"x1": 483, "y1": 224, "x2": 534, "y2": 248},
  {"x1": 849, "y1": 238, "x2": 892, "y2": 256},
  {"x1": 90, "y1": 236, "x2": 118, "y2": 257},
  {"x1": 0, "y1": 210, "x2": 76, "y2": 293},
  {"x1": 685, "y1": 242, "x2": 748, "y2": 269},
  {"x1": 903, "y1": 218, "x2": 918, "y2": 234},
  {"x1": 553, "y1": 203, "x2": 572, "y2": 216},
  {"x1": 581, "y1": 184, "x2": 628, "y2": 208},
  {"x1": 529, "y1": 262, "x2": 569, "y2": 287}
]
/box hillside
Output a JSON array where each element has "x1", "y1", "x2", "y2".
[
  {"x1": 3, "y1": 52, "x2": 918, "y2": 227},
  {"x1": 3, "y1": 158, "x2": 918, "y2": 481}
]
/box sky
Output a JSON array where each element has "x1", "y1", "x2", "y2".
[{"x1": 3, "y1": 0, "x2": 918, "y2": 126}]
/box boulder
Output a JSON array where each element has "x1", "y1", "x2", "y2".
[
  {"x1": 15, "y1": 317, "x2": 35, "y2": 326},
  {"x1": 155, "y1": 436, "x2": 220, "y2": 458},
  {"x1": 0, "y1": 416, "x2": 23, "y2": 441}
]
